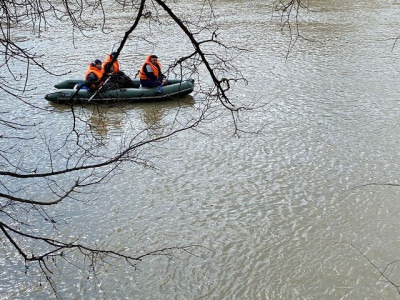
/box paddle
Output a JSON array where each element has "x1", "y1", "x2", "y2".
[
  {"x1": 88, "y1": 75, "x2": 112, "y2": 102},
  {"x1": 68, "y1": 81, "x2": 86, "y2": 102}
]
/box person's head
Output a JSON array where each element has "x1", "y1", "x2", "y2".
[
  {"x1": 93, "y1": 59, "x2": 102, "y2": 69},
  {"x1": 111, "y1": 52, "x2": 118, "y2": 59},
  {"x1": 149, "y1": 54, "x2": 158, "y2": 64}
]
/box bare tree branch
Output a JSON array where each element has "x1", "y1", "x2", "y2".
[
  {"x1": 349, "y1": 243, "x2": 400, "y2": 294},
  {"x1": 0, "y1": 0, "x2": 247, "y2": 295}
]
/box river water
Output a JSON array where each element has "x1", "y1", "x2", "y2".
[{"x1": 2, "y1": 0, "x2": 400, "y2": 299}]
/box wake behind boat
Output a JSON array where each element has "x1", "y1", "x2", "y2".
[{"x1": 44, "y1": 78, "x2": 195, "y2": 104}]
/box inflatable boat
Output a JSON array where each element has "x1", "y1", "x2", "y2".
[{"x1": 44, "y1": 78, "x2": 195, "y2": 104}]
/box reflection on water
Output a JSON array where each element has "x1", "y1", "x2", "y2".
[
  {"x1": 89, "y1": 107, "x2": 122, "y2": 137},
  {"x1": 48, "y1": 95, "x2": 195, "y2": 137},
  {"x1": 139, "y1": 96, "x2": 195, "y2": 128}
]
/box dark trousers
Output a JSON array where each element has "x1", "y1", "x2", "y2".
[{"x1": 140, "y1": 79, "x2": 162, "y2": 88}]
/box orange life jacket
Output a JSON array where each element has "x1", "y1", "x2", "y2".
[
  {"x1": 102, "y1": 54, "x2": 120, "y2": 74},
  {"x1": 84, "y1": 63, "x2": 104, "y2": 81},
  {"x1": 84, "y1": 63, "x2": 104, "y2": 90},
  {"x1": 138, "y1": 55, "x2": 162, "y2": 80}
]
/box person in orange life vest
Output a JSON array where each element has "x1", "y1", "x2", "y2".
[
  {"x1": 102, "y1": 52, "x2": 120, "y2": 74},
  {"x1": 102, "y1": 51, "x2": 135, "y2": 88},
  {"x1": 139, "y1": 54, "x2": 167, "y2": 91},
  {"x1": 83, "y1": 59, "x2": 104, "y2": 92}
]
